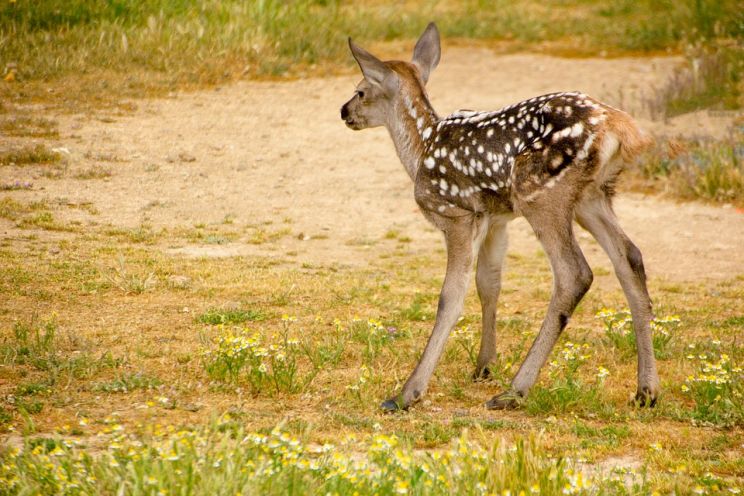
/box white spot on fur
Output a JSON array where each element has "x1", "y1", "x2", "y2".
[
  {"x1": 424, "y1": 157, "x2": 436, "y2": 169},
  {"x1": 423, "y1": 127, "x2": 432, "y2": 140},
  {"x1": 570, "y1": 122, "x2": 584, "y2": 137}
]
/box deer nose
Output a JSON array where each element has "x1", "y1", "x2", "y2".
[{"x1": 340, "y1": 105, "x2": 349, "y2": 121}]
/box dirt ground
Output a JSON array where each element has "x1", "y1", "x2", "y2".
[{"x1": 2, "y1": 48, "x2": 743, "y2": 283}]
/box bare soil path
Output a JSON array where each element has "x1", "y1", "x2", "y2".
[{"x1": 3, "y1": 48, "x2": 742, "y2": 283}]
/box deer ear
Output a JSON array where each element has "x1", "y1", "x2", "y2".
[
  {"x1": 349, "y1": 38, "x2": 392, "y2": 89},
  {"x1": 412, "y1": 22, "x2": 440, "y2": 83}
]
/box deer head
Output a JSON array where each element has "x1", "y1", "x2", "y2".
[{"x1": 340, "y1": 22, "x2": 441, "y2": 131}]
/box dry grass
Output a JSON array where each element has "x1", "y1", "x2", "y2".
[
  {"x1": 0, "y1": 204, "x2": 742, "y2": 492},
  {"x1": 625, "y1": 129, "x2": 744, "y2": 207},
  {"x1": 0, "y1": 2, "x2": 743, "y2": 492}
]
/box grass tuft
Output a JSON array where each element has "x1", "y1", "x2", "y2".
[
  {"x1": 1, "y1": 0, "x2": 741, "y2": 107},
  {"x1": 0, "y1": 144, "x2": 60, "y2": 166},
  {"x1": 633, "y1": 132, "x2": 744, "y2": 206},
  {"x1": 197, "y1": 307, "x2": 265, "y2": 325}
]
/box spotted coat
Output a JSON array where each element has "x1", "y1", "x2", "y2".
[{"x1": 415, "y1": 91, "x2": 608, "y2": 216}]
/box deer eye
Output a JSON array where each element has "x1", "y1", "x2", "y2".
[{"x1": 356, "y1": 90, "x2": 365, "y2": 99}]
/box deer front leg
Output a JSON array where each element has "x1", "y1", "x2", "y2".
[
  {"x1": 487, "y1": 211, "x2": 593, "y2": 409},
  {"x1": 473, "y1": 220, "x2": 509, "y2": 380},
  {"x1": 382, "y1": 218, "x2": 479, "y2": 412}
]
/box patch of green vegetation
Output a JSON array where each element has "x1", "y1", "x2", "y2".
[
  {"x1": 105, "y1": 255, "x2": 156, "y2": 294},
  {"x1": 0, "y1": 423, "x2": 666, "y2": 495},
  {"x1": 197, "y1": 307, "x2": 265, "y2": 325},
  {"x1": 0, "y1": 116, "x2": 59, "y2": 138},
  {"x1": 1, "y1": 318, "x2": 58, "y2": 370},
  {"x1": 573, "y1": 421, "x2": 631, "y2": 448},
  {"x1": 648, "y1": 44, "x2": 742, "y2": 119},
  {"x1": 18, "y1": 211, "x2": 74, "y2": 232},
  {"x1": 73, "y1": 166, "x2": 112, "y2": 180},
  {"x1": 0, "y1": 144, "x2": 60, "y2": 166},
  {"x1": 397, "y1": 292, "x2": 435, "y2": 322},
  {"x1": 636, "y1": 132, "x2": 744, "y2": 206},
  {"x1": 1, "y1": 0, "x2": 740, "y2": 107},
  {"x1": 16, "y1": 399, "x2": 44, "y2": 415},
  {"x1": 202, "y1": 322, "x2": 319, "y2": 395},
  {"x1": 680, "y1": 343, "x2": 743, "y2": 427},
  {"x1": 15, "y1": 381, "x2": 53, "y2": 397},
  {"x1": 451, "y1": 417, "x2": 516, "y2": 431},
  {"x1": 92, "y1": 373, "x2": 162, "y2": 393},
  {"x1": 524, "y1": 341, "x2": 614, "y2": 417},
  {"x1": 0, "y1": 406, "x2": 12, "y2": 426}
]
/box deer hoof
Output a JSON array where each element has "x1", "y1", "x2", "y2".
[
  {"x1": 472, "y1": 366, "x2": 492, "y2": 382},
  {"x1": 381, "y1": 398, "x2": 407, "y2": 413},
  {"x1": 485, "y1": 391, "x2": 522, "y2": 410},
  {"x1": 632, "y1": 388, "x2": 657, "y2": 408}
]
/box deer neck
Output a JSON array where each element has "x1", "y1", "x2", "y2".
[{"x1": 386, "y1": 92, "x2": 438, "y2": 181}]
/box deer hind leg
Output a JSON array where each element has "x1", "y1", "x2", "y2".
[
  {"x1": 487, "y1": 190, "x2": 593, "y2": 409},
  {"x1": 575, "y1": 191, "x2": 659, "y2": 406},
  {"x1": 473, "y1": 218, "x2": 509, "y2": 380}
]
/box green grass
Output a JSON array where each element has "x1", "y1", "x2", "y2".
[
  {"x1": 0, "y1": 423, "x2": 656, "y2": 496},
  {"x1": 0, "y1": 115, "x2": 59, "y2": 138},
  {"x1": 648, "y1": 44, "x2": 743, "y2": 119},
  {"x1": 0, "y1": 144, "x2": 61, "y2": 166},
  {"x1": 197, "y1": 307, "x2": 266, "y2": 325},
  {"x1": 92, "y1": 373, "x2": 162, "y2": 393},
  {"x1": 1, "y1": 0, "x2": 741, "y2": 108},
  {"x1": 632, "y1": 131, "x2": 744, "y2": 206},
  {"x1": 0, "y1": 220, "x2": 743, "y2": 493}
]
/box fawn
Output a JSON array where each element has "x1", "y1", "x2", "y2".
[{"x1": 340, "y1": 23, "x2": 659, "y2": 411}]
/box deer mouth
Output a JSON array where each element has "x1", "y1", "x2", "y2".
[{"x1": 344, "y1": 117, "x2": 363, "y2": 130}]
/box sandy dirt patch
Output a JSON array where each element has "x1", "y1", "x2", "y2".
[{"x1": 2, "y1": 48, "x2": 742, "y2": 284}]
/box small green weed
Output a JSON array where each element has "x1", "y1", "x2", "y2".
[
  {"x1": 635, "y1": 134, "x2": 744, "y2": 206},
  {"x1": 1, "y1": 317, "x2": 58, "y2": 370},
  {"x1": 105, "y1": 256, "x2": 156, "y2": 294},
  {"x1": 397, "y1": 292, "x2": 435, "y2": 322},
  {"x1": 73, "y1": 166, "x2": 112, "y2": 180},
  {"x1": 650, "y1": 44, "x2": 742, "y2": 118},
  {"x1": 0, "y1": 116, "x2": 59, "y2": 138},
  {"x1": 526, "y1": 342, "x2": 610, "y2": 416},
  {"x1": 197, "y1": 307, "x2": 265, "y2": 325},
  {"x1": 573, "y1": 421, "x2": 631, "y2": 449},
  {"x1": 92, "y1": 373, "x2": 162, "y2": 393},
  {"x1": 201, "y1": 317, "x2": 316, "y2": 395},
  {"x1": 0, "y1": 423, "x2": 655, "y2": 496},
  {"x1": 15, "y1": 382, "x2": 52, "y2": 397},
  {"x1": 596, "y1": 308, "x2": 680, "y2": 359},
  {"x1": 681, "y1": 343, "x2": 743, "y2": 426},
  {"x1": 0, "y1": 144, "x2": 60, "y2": 166},
  {"x1": 345, "y1": 364, "x2": 373, "y2": 402},
  {"x1": 348, "y1": 317, "x2": 398, "y2": 363}
]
